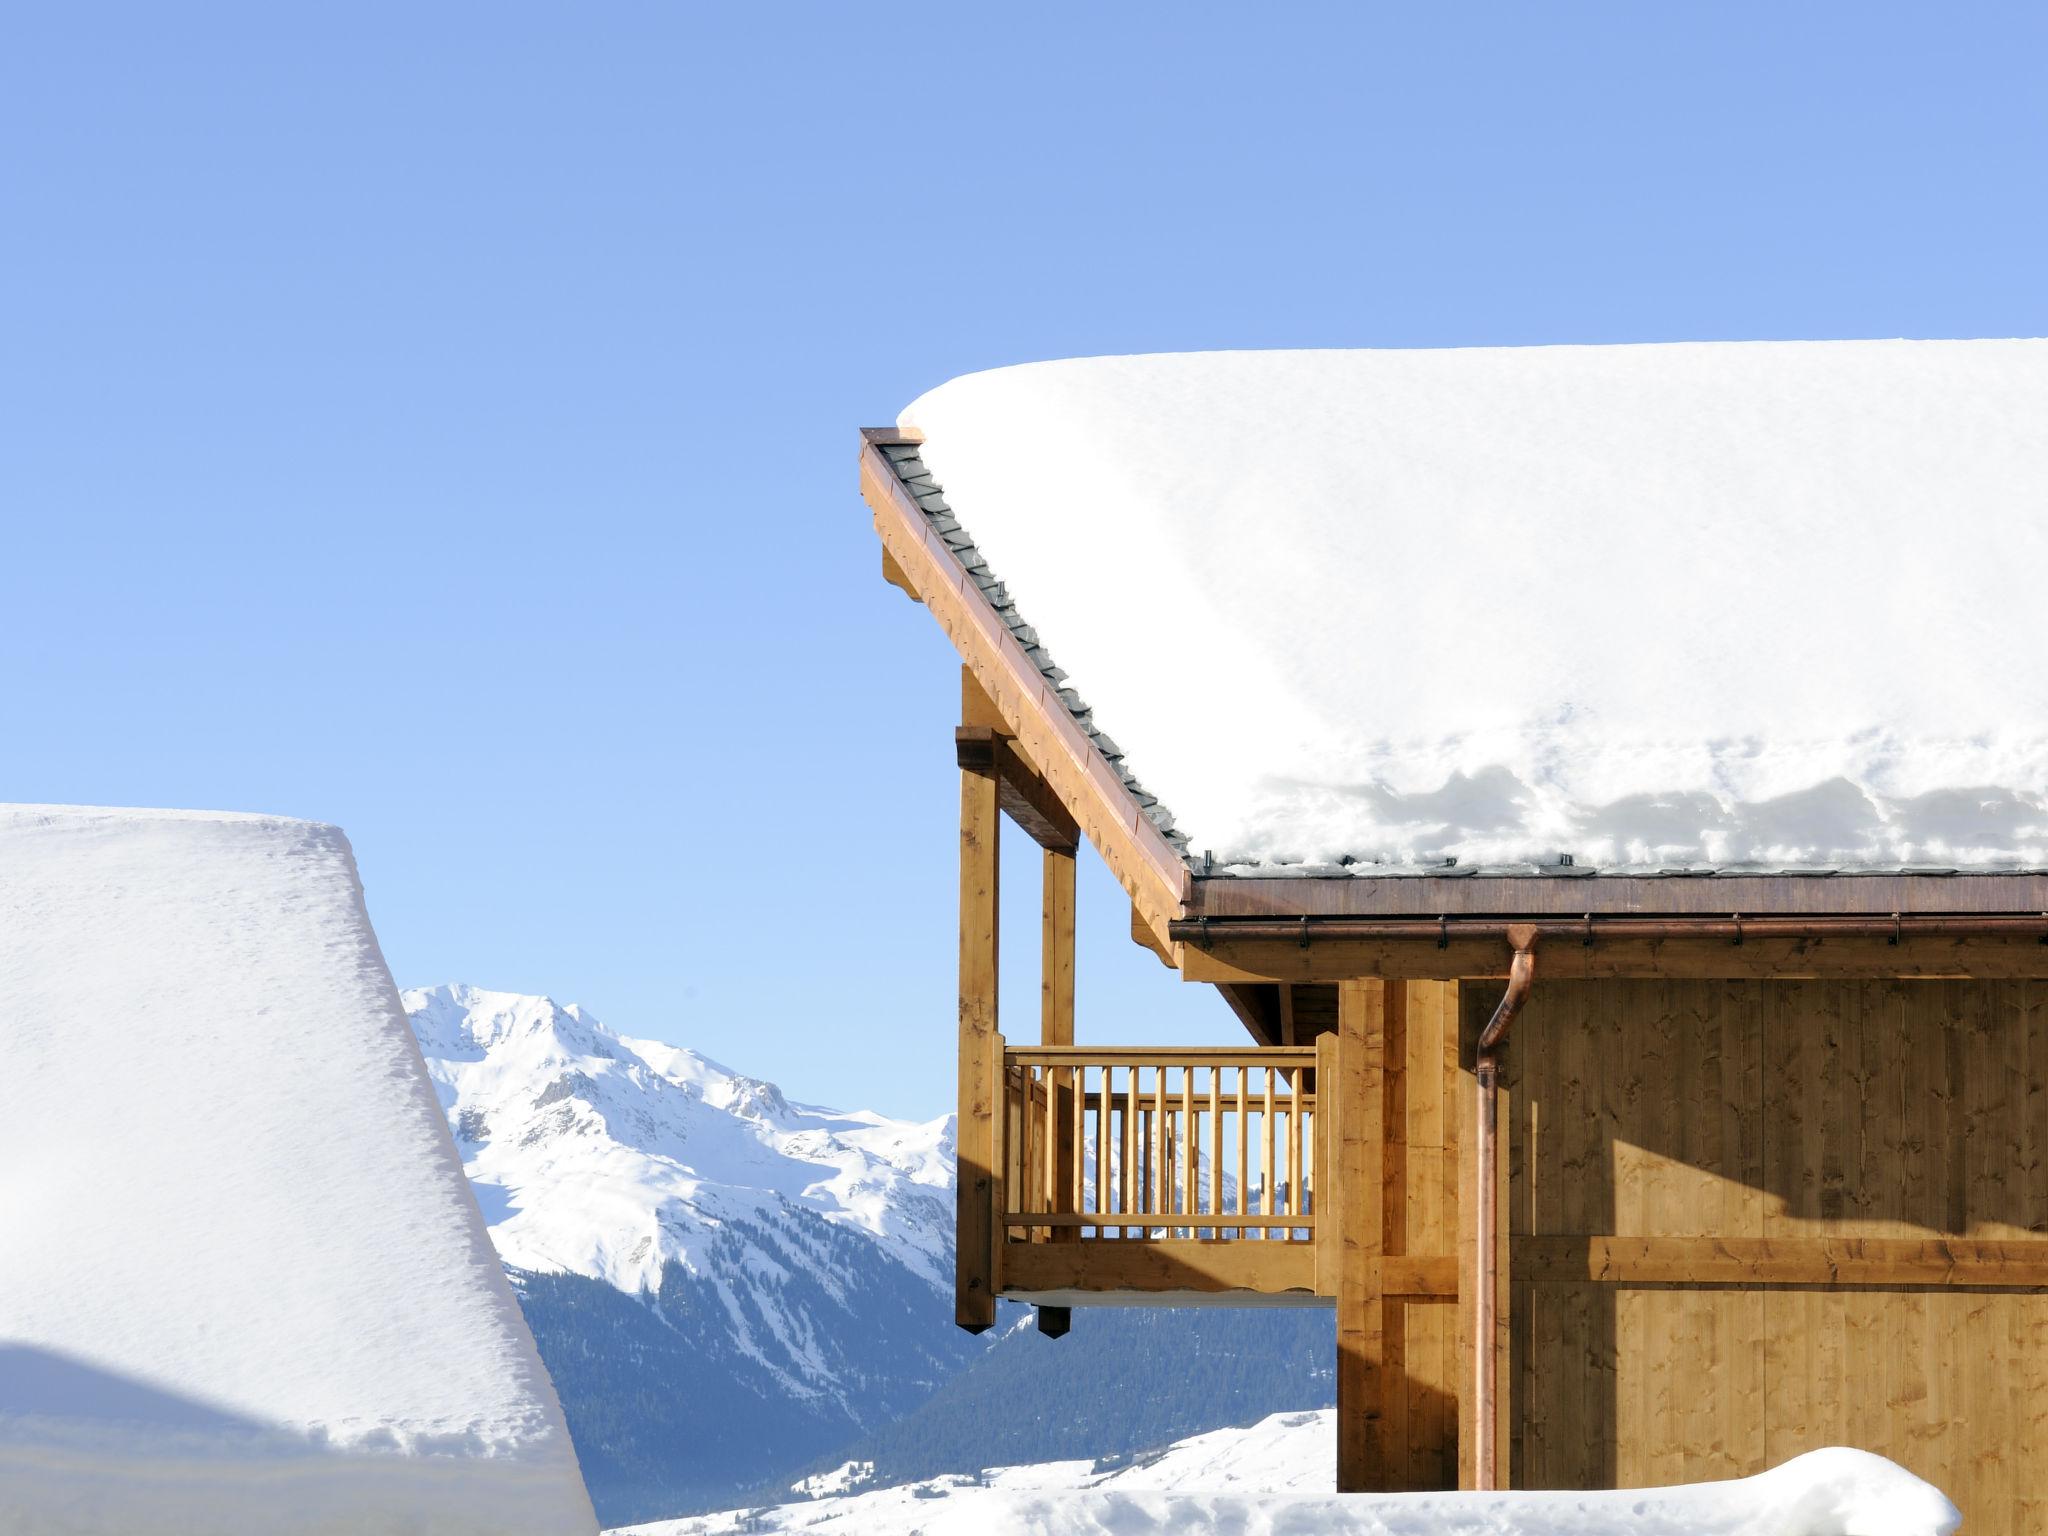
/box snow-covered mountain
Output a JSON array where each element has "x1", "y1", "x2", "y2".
[
  {"x1": 400, "y1": 985, "x2": 1338, "y2": 1528},
  {"x1": 402, "y1": 985, "x2": 976, "y2": 1523},
  {"x1": 405, "y1": 984, "x2": 952, "y2": 1300}
]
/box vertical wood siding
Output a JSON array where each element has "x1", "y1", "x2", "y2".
[{"x1": 1501, "y1": 978, "x2": 2048, "y2": 1535}]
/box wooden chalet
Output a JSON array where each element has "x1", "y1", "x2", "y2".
[{"x1": 859, "y1": 342, "x2": 2048, "y2": 1532}]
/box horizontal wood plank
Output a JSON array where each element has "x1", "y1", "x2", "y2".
[
  {"x1": 1517, "y1": 1235, "x2": 2048, "y2": 1288},
  {"x1": 1006, "y1": 1045, "x2": 1317, "y2": 1065},
  {"x1": 999, "y1": 1238, "x2": 1318, "y2": 1296}
]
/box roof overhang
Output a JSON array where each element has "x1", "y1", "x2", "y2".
[
  {"x1": 864, "y1": 429, "x2": 2048, "y2": 989},
  {"x1": 861, "y1": 429, "x2": 1191, "y2": 950}
]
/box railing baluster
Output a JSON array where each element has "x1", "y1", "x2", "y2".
[
  {"x1": 1196, "y1": 1073, "x2": 1212, "y2": 1236},
  {"x1": 1235, "y1": 1066, "x2": 1249, "y2": 1240},
  {"x1": 1180, "y1": 1067, "x2": 1195, "y2": 1233},
  {"x1": 1070, "y1": 1062, "x2": 1085, "y2": 1227},
  {"x1": 1263, "y1": 1065, "x2": 1277, "y2": 1241},
  {"x1": 1123, "y1": 1066, "x2": 1138, "y2": 1238},
  {"x1": 1287, "y1": 1066, "x2": 1304, "y2": 1242},
  {"x1": 1152, "y1": 1068, "x2": 1167, "y2": 1231},
  {"x1": 1044, "y1": 1066, "x2": 1059, "y2": 1238},
  {"x1": 1094, "y1": 1069, "x2": 1108, "y2": 1235}
]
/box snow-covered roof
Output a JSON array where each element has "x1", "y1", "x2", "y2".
[
  {"x1": 901, "y1": 341, "x2": 2048, "y2": 874},
  {"x1": 0, "y1": 806, "x2": 596, "y2": 1534}
]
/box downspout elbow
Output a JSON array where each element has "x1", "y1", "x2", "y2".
[{"x1": 1478, "y1": 928, "x2": 1539, "y2": 1057}]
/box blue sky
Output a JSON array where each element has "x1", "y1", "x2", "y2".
[{"x1": 5, "y1": 5, "x2": 2044, "y2": 1118}]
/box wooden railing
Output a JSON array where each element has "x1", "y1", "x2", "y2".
[{"x1": 997, "y1": 1045, "x2": 1319, "y2": 1244}]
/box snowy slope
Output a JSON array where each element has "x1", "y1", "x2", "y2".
[
  {"x1": 617, "y1": 1410, "x2": 1959, "y2": 1536},
  {"x1": 904, "y1": 341, "x2": 2048, "y2": 870},
  {"x1": 0, "y1": 806, "x2": 595, "y2": 1535}
]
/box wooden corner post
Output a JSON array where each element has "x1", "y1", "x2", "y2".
[
  {"x1": 1042, "y1": 847, "x2": 1075, "y2": 1047},
  {"x1": 1335, "y1": 979, "x2": 1389, "y2": 1490},
  {"x1": 957, "y1": 747, "x2": 1001, "y2": 1333},
  {"x1": 1036, "y1": 843, "x2": 1078, "y2": 1339},
  {"x1": 1457, "y1": 983, "x2": 1511, "y2": 1489}
]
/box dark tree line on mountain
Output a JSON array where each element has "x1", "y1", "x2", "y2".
[
  {"x1": 510, "y1": 1206, "x2": 974, "y2": 1525},
  {"x1": 807, "y1": 1306, "x2": 1336, "y2": 1492},
  {"x1": 519, "y1": 1222, "x2": 1337, "y2": 1529}
]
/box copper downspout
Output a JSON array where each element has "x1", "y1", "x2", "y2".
[{"x1": 1473, "y1": 925, "x2": 1537, "y2": 1491}]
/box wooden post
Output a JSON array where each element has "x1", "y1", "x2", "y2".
[
  {"x1": 1042, "y1": 847, "x2": 1076, "y2": 1046},
  {"x1": 957, "y1": 756, "x2": 1000, "y2": 1334},
  {"x1": 1458, "y1": 983, "x2": 1510, "y2": 1489},
  {"x1": 1035, "y1": 755, "x2": 1077, "y2": 1337},
  {"x1": 1336, "y1": 979, "x2": 1389, "y2": 1490},
  {"x1": 1315, "y1": 1033, "x2": 1340, "y2": 1293}
]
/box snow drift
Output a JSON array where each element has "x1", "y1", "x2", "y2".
[
  {"x1": 622, "y1": 1409, "x2": 1959, "y2": 1536},
  {"x1": 0, "y1": 806, "x2": 596, "y2": 1535},
  {"x1": 902, "y1": 341, "x2": 2048, "y2": 871}
]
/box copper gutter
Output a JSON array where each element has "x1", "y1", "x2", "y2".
[
  {"x1": 1172, "y1": 912, "x2": 2048, "y2": 945},
  {"x1": 1472, "y1": 926, "x2": 1536, "y2": 1491}
]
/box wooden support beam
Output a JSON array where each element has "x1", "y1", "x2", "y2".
[
  {"x1": 1278, "y1": 983, "x2": 1298, "y2": 1046},
  {"x1": 881, "y1": 546, "x2": 922, "y2": 601},
  {"x1": 1515, "y1": 1235, "x2": 2048, "y2": 1288},
  {"x1": 1041, "y1": 848, "x2": 1076, "y2": 1046},
  {"x1": 1457, "y1": 982, "x2": 1509, "y2": 1491},
  {"x1": 1036, "y1": 845, "x2": 1078, "y2": 1341},
  {"x1": 1183, "y1": 933, "x2": 2048, "y2": 984},
  {"x1": 956, "y1": 759, "x2": 1000, "y2": 1334},
  {"x1": 1131, "y1": 903, "x2": 1176, "y2": 966},
  {"x1": 1000, "y1": 1238, "x2": 1317, "y2": 1295},
  {"x1": 1216, "y1": 982, "x2": 1282, "y2": 1047},
  {"x1": 1315, "y1": 1032, "x2": 1339, "y2": 1296},
  {"x1": 1334, "y1": 979, "x2": 1386, "y2": 1492},
  {"x1": 957, "y1": 726, "x2": 1079, "y2": 852}
]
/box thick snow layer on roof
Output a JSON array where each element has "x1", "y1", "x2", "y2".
[
  {"x1": 903, "y1": 342, "x2": 2048, "y2": 871},
  {"x1": 618, "y1": 1409, "x2": 1959, "y2": 1535},
  {"x1": 0, "y1": 806, "x2": 596, "y2": 1535}
]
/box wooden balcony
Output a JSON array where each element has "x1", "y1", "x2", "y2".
[{"x1": 984, "y1": 1042, "x2": 1332, "y2": 1306}]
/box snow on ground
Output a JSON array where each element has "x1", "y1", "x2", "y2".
[
  {"x1": 612, "y1": 1410, "x2": 1958, "y2": 1536},
  {"x1": 904, "y1": 341, "x2": 2048, "y2": 871},
  {"x1": 0, "y1": 806, "x2": 596, "y2": 1535}
]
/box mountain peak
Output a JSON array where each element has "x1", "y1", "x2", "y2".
[{"x1": 403, "y1": 986, "x2": 954, "y2": 1297}]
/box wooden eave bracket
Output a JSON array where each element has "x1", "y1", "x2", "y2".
[
  {"x1": 860, "y1": 432, "x2": 1191, "y2": 954},
  {"x1": 956, "y1": 726, "x2": 1078, "y2": 853},
  {"x1": 881, "y1": 547, "x2": 922, "y2": 602}
]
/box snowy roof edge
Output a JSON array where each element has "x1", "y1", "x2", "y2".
[{"x1": 875, "y1": 437, "x2": 1194, "y2": 863}]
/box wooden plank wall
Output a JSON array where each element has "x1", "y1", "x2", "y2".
[{"x1": 1498, "y1": 978, "x2": 2048, "y2": 1535}]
